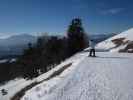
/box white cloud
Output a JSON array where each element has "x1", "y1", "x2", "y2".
[{"x1": 101, "y1": 8, "x2": 124, "y2": 15}]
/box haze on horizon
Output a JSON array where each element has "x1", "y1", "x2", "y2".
[{"x1": 0, "y1": 0, "x2": 133, "y2": 38}]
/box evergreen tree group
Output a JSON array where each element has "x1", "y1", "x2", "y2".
[
  {"x1": 0, "y1": 18, "x2": 89, "y2": 83},
  {"x1": 67, "y1": 18, "x2": 88, "y2": 56}
]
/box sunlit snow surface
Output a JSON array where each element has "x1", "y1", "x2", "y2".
[
  {"x1": 0, "y1": 78, "x2": 33, "y2": 100},
  {"x1": 0, "y1": 52, "x2": 86, "y2": 100},
  {"x1": 21, "y1": 52, "x2": 133, "y2": 100},
  {"x1": 96, "y1": 28, "x2": 133, "y2": 52}
]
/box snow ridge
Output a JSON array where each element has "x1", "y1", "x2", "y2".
[{"x1": 96, "y1": 28, "x2": 133, "y2": 52}]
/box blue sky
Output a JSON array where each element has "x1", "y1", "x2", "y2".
[{"x1": 0, "y1": 0, "x2": 133, "y2": 38}]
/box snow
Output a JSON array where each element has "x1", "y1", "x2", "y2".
[
  {"x1": 110, "y1": 44, "x2": 126, "y2": 52},
  {"x1": 21, "y1": 52, "x2": 87, "y2": 100},
  {"x1": 0, "y1": 58, "x2": 17, "y2": 63},
  {"x1": 1, "y1": 28, "x2": 133, "y2": 100},
  {"x1": 1, "y1": 38, "x2": 133, "y2": 100},
  {"x1": 9, "y1": 58, "x2": 16, "y2": 63},
  {"x1": 96, "y1": 28, "x2": 133, "y2": 52},
  {"x1": 0, "y1": 52, "x2": 86, "y2": 100},
  {"x1": 0, "y1": 59, "x2": 8, "y2": 63},
  {"x1": 21, "y1": 52, "x2": 133, "y2": 100},
  {"x1": 0, "y1": 78, "x2": 34, "y2": 100},
  {"x1": 112, "y1": 28, "x2": 133, "y2": 41}
]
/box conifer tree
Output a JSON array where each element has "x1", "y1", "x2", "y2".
[{"x1": 67, "y1": 18, "x2": 88, "y2": 56}]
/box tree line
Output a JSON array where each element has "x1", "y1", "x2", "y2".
[{"x1": 0, "y1": 18, "x2": 89, "y2": 84}]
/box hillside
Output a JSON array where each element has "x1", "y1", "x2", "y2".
[
  {"x1": 0, "y1": 51, "x2": 133, "y2": 100},
  {"x1": 0, "y1": 30, "x2": 133, "y2": 100},
  {"x1": 20, "y1": 52, "x2": 133, "y2": 100},
  {"x1": 96, "y1": 28, "x2": 133, "y2": 52},
  {"x1": 0, "y1": 52, "x2": 85, "y2": 100}
]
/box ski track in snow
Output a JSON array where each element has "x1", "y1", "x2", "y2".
[{"x1": 21, "y1": 52, "x2": 133, "y2": 100}]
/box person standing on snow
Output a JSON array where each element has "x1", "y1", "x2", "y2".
[{"x1": 89, "y1": 40, "x2": 96, "y2": 57}]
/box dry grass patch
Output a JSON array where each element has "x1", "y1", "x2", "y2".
[{"x1": 112, "y1": 38, "x2": 125, "y2": 47}]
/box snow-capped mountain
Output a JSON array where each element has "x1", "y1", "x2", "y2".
[
  {"x1": 0, "y1": 34, "x2": 37, "y2": 57},
  {"x1": 96, "y1": 28, "x2": 133, "y2": 53}
]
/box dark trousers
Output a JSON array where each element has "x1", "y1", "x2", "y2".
[{"x1": 89, "y1": 49, "x2": 95, "y2": 57}]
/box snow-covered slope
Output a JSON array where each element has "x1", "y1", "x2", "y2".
[
  {"x1": 1, "y1": 51, "x2": 133, "y2": 100},
  {"x1": 0, "y1": 78, "x2": 34, "y2": 100},
  {"x1": 20, "y1": 52, "x2": 133, "y2": 100},
  {"x1": 0, "y1": 52, "x2": 86, "y2": 100},
  {"x1": 96, "y1": 28, "x2": 133, "y2": 52}
]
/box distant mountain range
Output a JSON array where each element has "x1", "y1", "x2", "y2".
[
  {"x1": 0, "y1": 33, "x2": 117, "y2": 58},
  {"x1": 0, "y1": 34, "x2": 37, "y2": 58},
  {"x1": 89, "y1": 33, "x2": 117, "y2": 43}
]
